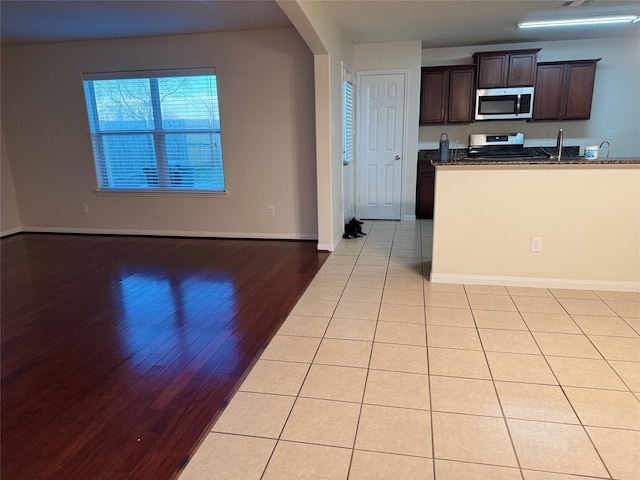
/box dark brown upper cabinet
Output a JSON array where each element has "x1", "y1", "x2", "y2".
[
  {"x1": 420, "y1": 65, "x2": 475, "y2": 125},
  {"x1": 473, "y1": 49, "x2": 540, "y2": 89},
  {"x1": 533, "y1": 59, "x2": 600, "y2": 121}
]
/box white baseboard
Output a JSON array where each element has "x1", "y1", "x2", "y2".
[
  {"x1": 18, "y1": 226, "x2": 318, "y2": 241},
  {"x1": 403, "y1": 214, "x2": 417, "y2": 221},
  {"x1": 1, "y1": 227, "x2": 22, "y2": 237},
  {"x1": 430, "y1": 272, "x2": 640, "y2": 293}
]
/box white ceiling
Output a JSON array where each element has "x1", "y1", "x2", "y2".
[
  {"x1": 321, "y1": 0, "x2": 640, "y2": 48},
  {"x1": 0, "y1": 0, "x2": 292, "y2": 46},
  {"x1": 1, "y1": 0, "x2": 639, "y2": 48}
]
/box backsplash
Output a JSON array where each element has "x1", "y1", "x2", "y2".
[
  {"x1": 418, "y1": 146, "x2": 580, "y2": 161},
  {"x1": 418, "y1": 149, "x2": 468, "y2": 162}
]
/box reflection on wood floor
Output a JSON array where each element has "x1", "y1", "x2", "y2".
[{"x1": 1, "y1": 233, "x2": 328, "y2": 480}]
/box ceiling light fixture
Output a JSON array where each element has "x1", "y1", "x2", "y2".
[{"x1": 518, "y1": 15, "x2": 640, "y2": 28}]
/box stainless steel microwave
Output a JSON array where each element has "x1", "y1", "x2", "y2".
[{"x1": 475, "y1": 87, "x2": 534, "y2": 120}]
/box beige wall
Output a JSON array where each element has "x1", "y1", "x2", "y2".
[
  {"x1": 1, "y1": 27, "x2": 318, "y2": 239},
  {"x1": 1, "y1": 128, "x2": 21, "y2": 235},
  {"x1": 420, "y1": 37, "x2": 640, "y2": 157},
  {"x1": 277, "y1": 0, "x2": 355, "y2": 250},
  {"x1": 431, "y1": 164, "x2": 640, "y2": 291},
  {"x1": 355, "y1": 41, "x2": 422, "y2": 220}
]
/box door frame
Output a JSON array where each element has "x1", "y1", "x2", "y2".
[{"x1": 355, "y1": 69, "x2": 409, "y2": 220}]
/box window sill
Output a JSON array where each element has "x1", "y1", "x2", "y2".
[{"x1": 93, "y1": 189, "x2": 228, "y2": 198}]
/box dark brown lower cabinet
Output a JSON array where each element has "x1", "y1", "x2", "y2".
[{"x1": 416, "y1": 161, "x2": 435, "y2": 219}]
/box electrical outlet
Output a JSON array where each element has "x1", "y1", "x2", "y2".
[
  {"x1": 606, "y1": 129, "x2": 614, "y2": 140},
  {"x1": 530, "y1": 236, "x2": 543, "y2": 253},
  {"x1": 81, "y1": 203, "x2": 89, "y2": 214},
  {"x1": 267, "y1": 205, "x2": 275, "y2": 217}
]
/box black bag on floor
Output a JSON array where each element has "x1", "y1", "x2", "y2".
[{"x1": 343, "y1": 217, "x2": 366, "y2": 239}]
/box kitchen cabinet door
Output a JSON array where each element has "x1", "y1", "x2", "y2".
[
  {"x1": 476, "y1": 54, "x2": 507, "y2": 88},
  {"x1": 420, "y1": 68, "x2": 448, "y2": 124},
  {"x1": 416, "y1": 161, "x2": 435, "y2": 219},
  {"x1": 420, "y1": 66, "x2": 475, "y2": 124},
  {"x1": 533, "y1": 59, "x2": 599, "y2": 121},
  {"x1": 508, "y1": 52, "x2": 538, "y2": 87},
  {"x1": 474, "y1": 49, "x2": 539, "y2": 88},
  {"x1": 532, "y1": 63, "x2": 564, "y2": 120},
  {"x1": 447, "y1": 67, "x2": 476, "y2": 123},
  {"x1": 563, "y1": 61, "x2": 598, "y2": 120}
]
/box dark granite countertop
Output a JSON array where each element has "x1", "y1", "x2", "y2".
[
  {"x1": 431, "y1": 157, "x2": 640, "y2": 166},
  {"x1": 419, "y1": 146, "x2": 581, "y2": 163},
  {"x1": 418, "y1": 148, "x2": 640, "y2": 166}
]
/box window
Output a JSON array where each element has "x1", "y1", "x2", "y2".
[
  {"x1": 82, "y1": 68, "x2": 225, "y2": 192},
  {"x1": 343, "y1": 76, "x2": 355, "y2": 165}
]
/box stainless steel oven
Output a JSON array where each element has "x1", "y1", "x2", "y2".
[{"x1": 468, "y1": 132, "x2": 530, "y2": 159}]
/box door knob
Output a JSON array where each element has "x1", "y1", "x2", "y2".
[{"x1": 394, "y1": 155, "x2": 401, "y2": 161}]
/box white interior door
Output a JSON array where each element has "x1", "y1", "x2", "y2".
[{"x1": 357, "y1": 72, "x2": 405, "y2": 220}]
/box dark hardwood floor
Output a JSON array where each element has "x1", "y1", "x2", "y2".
[{"x1": 1, "y1": 233, "x2": 329, "y2": 480}]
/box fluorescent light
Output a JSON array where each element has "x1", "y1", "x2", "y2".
[{"x1": 518, "y1": 15, "x2": 640, "y2": 28}]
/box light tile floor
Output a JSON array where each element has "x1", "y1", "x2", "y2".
[{"x1": 179, "y1": 220, "x2": 640, "y2": 480}]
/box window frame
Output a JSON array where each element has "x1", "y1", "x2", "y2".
[{"x1": 82, "y1": 68, "x2": 226, "y2": 196}]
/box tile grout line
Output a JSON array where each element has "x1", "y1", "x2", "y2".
[
  {"x1": 420, "y1": 219, "x2": 439, "y2": 480},
  {"x1": 258, "y1": 223, "x2": 366, "y2": 480},
  {"x1": 504, "y1": 287, "x2": 615, "y2": 480},
  {"x1": 553, "y1": 296, "x2": 640, "y2": 396},
  {"x1": 318, "y1": 221, "x2": 369, "y2": 480},
  {"x1": 345, "y1": 219, "x2": 390, "y2": 479},
  {"x1": 466, "y1": 287, "x2": 526, "y2": 480},
  {"x1": 345, "y1": 219, "x2": 372, "y2": 479}
]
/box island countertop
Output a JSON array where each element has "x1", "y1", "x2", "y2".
[{"x1": 431, "y1": 157, "x2": 640, "y2": 166}]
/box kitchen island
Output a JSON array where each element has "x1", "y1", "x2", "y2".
[{"x1": 430, "y1": 158, "x2": 640, "y2": 291}]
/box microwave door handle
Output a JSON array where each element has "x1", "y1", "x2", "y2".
[{"x1": 516, "y1": 94, "x2": 521, "y2": 114}]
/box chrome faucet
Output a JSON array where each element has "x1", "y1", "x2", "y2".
[
  {"x1": 599, "y1": 140, "x2": 611, "y2": 159},
  {"x1": 554, "y1": 128, "x2": 563, "y2": 161}
]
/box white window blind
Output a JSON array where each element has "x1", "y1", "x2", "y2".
[
  {"x1": 82, "y1": 68, "x2": 225, "y2": 192},
  {"x1": 343, "y1": 79, "x2": 355, "y2": 165}
]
